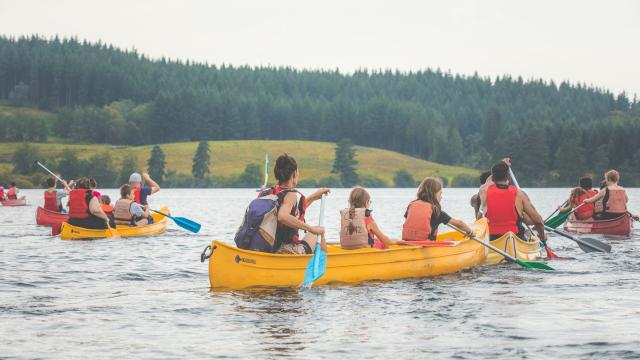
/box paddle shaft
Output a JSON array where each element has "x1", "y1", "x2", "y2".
[
  {"x1": 36, "y1": 161, "x2": 66, "y2": 184},
  {"x1": 447, "y1": 224, "x2": 522, "y2": 264},
  {"x1": 544, "y1": 200, "x2": 568, "y2": 223}
]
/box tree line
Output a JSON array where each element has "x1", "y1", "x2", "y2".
[{"x1": 1, "y1": 35, "x2": 639, "y2": 186}]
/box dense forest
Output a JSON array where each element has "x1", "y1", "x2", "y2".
[{"x1": 1, "y1": 35, "x2": 639, "y2": 186}]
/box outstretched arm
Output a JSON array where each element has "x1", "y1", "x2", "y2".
[
  {"x1": 368, "y1": 220, "x2": 399, "y2": 246},
  {"x1": 582, "y1": 190, "x2": 604, "y2": 204}
]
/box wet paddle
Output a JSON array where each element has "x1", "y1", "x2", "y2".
[
  {"x1": 544, "y1": 225, "x2": 612, "y2": 253},
  {"x1": 302, "y1": 194, "x2": 327, "y2": 287},
  {"x1": 150, "y1": 209, "x2": 201, "y2": 233},
  {"x1": 447, "y1": 224, "x2": 554, "y2": 270},
  {"x1": 545, "y1": 203, "x2": 585, "y2": 229},
  {"x1": 35, "y1": 161, "x2": 67, "y2": 184},
  {"x1": 508, "y1": 168, "x2": 563, "y2": 259},
  {"x1": 544, "y1": 200, "x2": 568, "y2": 223}
]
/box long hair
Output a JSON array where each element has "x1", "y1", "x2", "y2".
[
  {"x1": 347, "y1": 186, "x2": 370, "y2": 235},
  {"x1": 569, "y1": 187, "x2": 587, "y2": 207},
  {"x1": 416, "y1": 177, "x2": 442, "y2": 217}
]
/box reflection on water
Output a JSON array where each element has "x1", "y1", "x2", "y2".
[{"x1": 0, "y1": 188, "x2": 639, "y2": 359}]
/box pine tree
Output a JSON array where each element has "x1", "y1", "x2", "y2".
[
  {"x1": 332, "y1": 139, "x2": 359, "y2": 187},
  {"x1": 518, "y1": 126, "x2": 549, "y2": 182},
  {"x1": 147, "y1": 145, "x2": 166, "y2": 183},
  {"x1": 555, "y1": 140, "x2": 586, "y2": 184},
  {"x1": 192, "y1": 141, "x2": 211, "y2": 179}
]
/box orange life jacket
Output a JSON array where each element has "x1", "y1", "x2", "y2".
[
  {"x1": 605, "y1": 189, "x2": 627, "y2": 213},
  {"x1": 486, "y1": 184, "x2": 519, "y2": 235},
  {"x1": 7, "y1": 187, "x2": 17, "y2": 200},
  {"x1": 44, "y1": 190, "x2": 60, "y2": 212},
  {"x1": 402, "y1": 200, "x2": 435, "y2": 241},
  {"x1": 101, "y1": 204, "x2": 114, "y2": 214},
  {"x1": 575, "y1": 189, "x2": 597, "y2": 220},
  {"x1": 68, "y1": 189, "x2": 91, "y2": 219}
]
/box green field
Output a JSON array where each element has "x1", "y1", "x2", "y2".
[{"x1": 0, "y1": 140, "x2": 477, "y2": 186}]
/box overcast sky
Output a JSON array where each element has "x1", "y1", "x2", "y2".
[{"x1": 1, "y1": 0, "x2": 638, "y2": 96}]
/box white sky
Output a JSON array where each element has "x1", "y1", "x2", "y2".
[{"x1": 1, "y1": 0, "x2": 638, "y2": 96}]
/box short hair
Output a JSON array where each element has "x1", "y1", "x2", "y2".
[
  {"x1": 120, "y1": 184, "x2": 132, "y2": 198},
  {"x1": 274, "y1": 154, "x2": 298, "y2": 184},
  {"x1": 11, "y1": 182, "x2": 16, "y2": 187},
  {"x1": 74, "y1": 178, "x2": 91, "y2": 189},
  {"x1": 100, "y1": 194, "x2": 111, "y2": 205},
  {"x1": 491, "y1": 162, "x2": 509, "y2": 182},
  {"x1": 605, "y1": 170, "x2": 619, "y2": 183},
  {"x1": 46, "y1": 177, "x2": 56, "y2": 187},
  {"x1": 579, "y1": 177, "x2": 593, "y2": 190},
  {"x1": 479, "y1": 171, "x2": 491, "y2": 185}
]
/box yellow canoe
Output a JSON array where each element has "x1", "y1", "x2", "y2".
[
  {"x1": 59, "y1": 207, "x2": 169, "y2": 240},
  {"x1": 485, "y1": 232, "x2": 543, "y2": 265},
  {"x1": 205, "y1": 218, "x2": 490, "y2": 290}
]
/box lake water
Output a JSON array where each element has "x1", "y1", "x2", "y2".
[{"x1": 1, "y1": 188, "x2": 639, "y2": 359}]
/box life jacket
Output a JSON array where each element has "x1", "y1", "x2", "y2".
[
  {"x1": 133, "y1": 186, "x2": 142, "y2": 204},
  {"x1": 339, "y1": 208, "x2": 376, "y2": 250},
  {"x1": 44, "y1": 190, "x2": 60, "y2": 212},
  {"x1": 486, "y1": 183, "x2": 519, "y2": 235},
  {"x1": 0, "y1": 189, "x2": 5, "y2": 199},
  {"x1": 113, "y1": 199, "x2": 136, "y2": 225},
  {"x1": 594, "y1": 196, "x2": 605, "y2": 215},
  {"x1": 605, "y1": 189, "x2": 627, "y2": 214},
  {"x1": 259, "y1": 185, "x2": 306, "y2": 247},
  {"x1": 101, "y1": 204, "x2": 114, "y2": 214},
  {"x1": 574, "y1": 189, "x2": 597, "y2": 220},
  {"x1": 68, "y1": 189, "x2": 91, "y2": 219},
  {"x1": 7, "y1": 187, "x2": 17, "y2": 200},
  {"x1": 402, "y1": 200, "x2": 436, "y2": 241}
]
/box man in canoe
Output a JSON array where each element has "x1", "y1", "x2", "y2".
[
  {"x1": 479, "y1": 161, "x2": 547, "y2": 242},
  {"x1": 43, "y1": 177, "x2": 71, "y2": 213},
  {"x1": 258, "y1": 154, "x2": 330, "y2": 254},
  {"x1": 583, "y1": 170, "x2": 629, "y2": 220},
  {"x1": 128, "y1": 172, "x2": 160, "y2": 206}
]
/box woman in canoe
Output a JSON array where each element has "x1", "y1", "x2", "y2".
[
  {"x1": 258, "y1": 154, "x2": 330, "y2": 254},
  {"x1": 403, "y1": 177, "x2": 473, "y2": 241},
  {"x1": 6, "y1": 182, "x2": 20, "y2": 200},
  {"x1": 340, "y1": 187, "x2": 400, "y2": 250},
  {"x1": 67, "y1": 177, "x2": 111, "y2": 229},
  {"x1": 583, "y1": 170, "x2": 628, "y2": 220}
]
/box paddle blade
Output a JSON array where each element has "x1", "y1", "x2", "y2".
[
  {"x1": 172, "y1": 216, "x2": 201, "y2": 233},
  {"x1": 303, "y1": 243, "x2": 327, "y2": 287},
  {"x1": 545, "y1": 211, "x2": 571, "y2": 229},
  {"x1": 540, "y1": 242, "x2": 564, "y2": 260},
  {"x1": 515, "y1": 259, "x2": 554, "y2": 271},
  {"x1": 577, "y1": 237, "x2": 612, "y2": 253}
]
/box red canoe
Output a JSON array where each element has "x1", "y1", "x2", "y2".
[
  {"x1": 1, "y1": 198, "x2": 27, "y2": 206},
  {"x1": 564, "y1": 214, "x2": 633, "y2": 237},
  {"x1": 36, "y1": 206, "x2": 69, "y2": 226}
]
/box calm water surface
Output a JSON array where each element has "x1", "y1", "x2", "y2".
[{"x1": 1, "y1": 188, "x2": 639, "y2": 359}]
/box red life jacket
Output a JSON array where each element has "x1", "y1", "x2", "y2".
[
  {"x1": 574, "y1": 189, "x2": 597, "y2": 220},
  {"x1": 486, "y1": 184, "x2": 519, "y2": 235},
  {"x1": 68, "y1": 189, "x2": 91, "y2": 219},
  {"x1": 0, "y1": 189, "x2": 5, "y2": 199},
  {"x1": 44, "y1": 190, "x2": 60, "y2": 212},
  {"x1": 402, "y1": 200, "x2": 436, "y2": 241},
  {"x1": 133, "y1": 186, "x2": 142, "y2": 204},
  {"x1": 7, "y1": 187, "x2": 17, "y2": 200},
  {"x1": 259, "y1": 185, "x2": 306, "y2": 245},
  {"x1": 605, "y1": 189, "x2": 627, "y2": 213}
]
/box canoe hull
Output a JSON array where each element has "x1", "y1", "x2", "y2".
[
  {"x1": 207, "y1": 219, "x2": 490, "y2": 290},
  {"x1": 59, "y1": 207, "x2": 169, "y2": 240},
  {"x1": 564, "y1": 214, "x2": 633, "y2": 237},
  {"x1": 2, "y1": 198, "x2": 27, "y2": 206},
  {"x1": 485, "y1": 232, "x2": 543, "y2": 265},
  {"x1": 36, "y1": 206, "x2": 69, "y2": 226}
]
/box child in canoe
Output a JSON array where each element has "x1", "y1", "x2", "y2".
[
  {"x1": 340, "y1": 187, "x2": 400, "y2": 250},
  {"x1": 113, "y1": 184, "x2": 153, "y2": 226},
  {"x1": 403, "y1": 177, "x2": 472, "y2": 241}
]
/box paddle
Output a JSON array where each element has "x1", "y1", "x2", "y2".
[
  {"x1": 447, "y1": 224, "x2": 554, "y2": 270},
  {"x1": 35, "y1": 161, "x2": 66, "y2": 184},
  {"x1": 508, "y1": 168, "x2": 563, "y2": 259},
  {"x1": 302, "y1": 194, "x2": 327, "y2": 287},
  {"x1": 544, "y1": 200, "x2": 568, "y2": 223},
  {"x1": 150, "y1": 209, "x2": 201, "y2": 233},
  {"x1": 107, "y1": 225, "x2": 121, "y2": 238},
  {"x1": 544, "y1": 225, "x2": 612, "y2": 253},
  {"x1": 256, "y1": 153, "x2": 269, "y2": 192}
]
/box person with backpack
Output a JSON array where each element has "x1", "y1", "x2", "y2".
[{"x1": 234, "y1": 154, "x2": 330, "y2": 254}]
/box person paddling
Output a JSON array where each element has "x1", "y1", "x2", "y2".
[
  {"x1": 128, "y1": 172, "x2": 160, "y2": 206},
  {"x1": 403, "y1": 177, "x2": 472, "y2": 241},
  {"x1": 259, "y1": 154, "x2": 330, "y2": 255},
  {"x1": 558, "y1": 177, "x2": 597, "y2": 220},
  {"x1": 67, "y1": 178, "x2": 111, "y2": 230},
  {"x1": 470, "y1": 170, "x2": 492, "y2": 219},
  {"x1": 340, "y1": 186, "x2": 400, "y2": 250},
  {"x1": 113, "y1": 184, "x2": 153, "y2": 226},
  {"x1": 6, "y1": 182, "x2": 20, "y2": 200},
  {"x1": 43, "y1": 177, "x2": 71, "y2": 213},
  {"x1": 0, "y1": 185, "x2": 6, "y2": 201},
  {"x1": 583, "y1": 170, "x2": 628, "y2": 220},
  {"x1": 479, "y1": 162, "x2": 547, "y2": 242}
]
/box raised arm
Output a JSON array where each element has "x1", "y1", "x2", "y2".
[{"x1": 143, "y1": 173, "x2": 160, "y2": 194}]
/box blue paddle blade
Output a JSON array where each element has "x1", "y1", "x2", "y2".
[
  {"x1": 303, "y1": 243, "x2": 326, "y2": 287},
  {"x1": 172, "y1": 216, "x2": 201, "y2": 233}
]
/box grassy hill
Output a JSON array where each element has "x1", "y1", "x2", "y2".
[{"x1": 0, "y1": 140, "x2": 477, "y2": 187}]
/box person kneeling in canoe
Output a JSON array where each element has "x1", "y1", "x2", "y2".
[
  {"x1": 479, "y1": 162, "x2": 547, "y2": 241},
  {"x1": 403, "y1": 177, "x2": 473, "y2": 241},
  {"x1": 67, "y1": 178, "x2": 111, "y2": 229},
  {"x1": 43, "y1": 177, "x2": 71, "y2": 213},
  {"x1": 340, "y1": 187, "x2": 400, "y2": 250},
  {"x1": 582, "y1": 170, "x2": 628, "y2": 220},
  {"x1": 260, "y1": 154, "x2": 330, "y2": 254},
  {"x1": 114, "y1": 184, "x2": 153, "y2": 226}
]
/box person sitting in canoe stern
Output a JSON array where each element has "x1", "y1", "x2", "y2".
[
  {"x1": 89, "y1": 178, "x2": 101, "y2": 198},
  {"x1": 340, "y1": 186, "x2": 400, "y2": 250},
  {"x1": 582, "y1": 170, "x2": 629, "y2": 220},
  {"x1": 128, "y1": 172, "x2": 160, "y2": 206},
  {"x1": 0, "y1": 185, "x2": 5, "y2": 201},
  {"x1": 479, "y1": 162, "x2": 547, "y2": 242},
  {"x1": 43, "y1": 177, "x2": 71, "y2": 213},
  {"x1": 470, "y1": 170, "x2": 492, "y2": 220},
  {"x1": 100, "y1": 194, "x2": 116, "y2": 227},
  {"x1": 113, "y1": 184, "x2": 153, "y2": 226},
  {"x1": 403, "y1": 177, "x2": 473, "y2": 242},
  {"x1": 67, "y1": 177, "x2": 111, "y2": 229},
  {"x1": 6, "y1": 182, "x2": 20, "y2": 200},
  {"x1": 260, "y1": 154, "x2": 330, "y2": 255},
  {"x1": 558, "y1": 177, "x2": 597, "y2": 220}
]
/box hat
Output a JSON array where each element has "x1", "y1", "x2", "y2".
[{"x1": 129, "y1": 172, "x2": 142, "y2": 183}]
